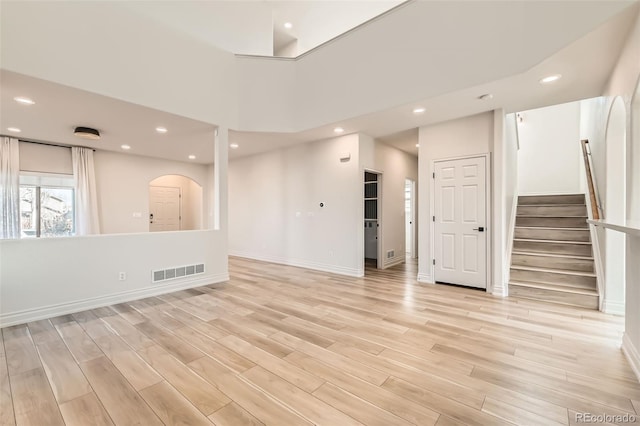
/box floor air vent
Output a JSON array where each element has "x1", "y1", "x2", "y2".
[{"x1": 152, "y1": 263, "x2": 205, "y2": 283}]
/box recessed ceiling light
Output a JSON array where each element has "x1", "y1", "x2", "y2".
[
  {"x1": 156, "y1": 126, "x2": 168, "y2": 133},
  {"x1": 74, "y1": 126, "x2": 101, "y2": 140},
  {"x1": 540, "y1": 74, "x2": 562, "y2": 84},
  {"x1": 478, "y1": 93, "x2": 493, "y2": 101},
  {"x1": 413, "y1": 107, "x2": 426, "y2": 114},
  {"x1": 415, "y1": 143, "x2": 420, "y2": 148},
  {"x1": 284, "y1": 22, "x2": 293, "y2": 29},
  {"x1": 121, "y1": 144, "x2": 131, "y2": 150},
  {"x1": 14, "y1": 96, "x2": 35, "y2": 105},
  {"x1": 188, "y1": 155, "x2": 196, "y2": 160},
  {"x1": 230, "y1": 143, "x2": 239, "y2": 149},
  {"x1": 7, "y1": 127, "x2": 21, "y2": 133},
  {"x1": 334, "y1": 127, "x2": 344, "y2": 133}
]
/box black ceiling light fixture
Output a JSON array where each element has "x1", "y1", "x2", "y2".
[{"x1": 74, "y1": 126, "x2": 101, "y2": 140}]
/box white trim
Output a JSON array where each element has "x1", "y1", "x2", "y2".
[
  {"x1": 589, "y1": 219, "x2": 640, "y2": 238},
  {"x1": 591, "y1": 226, "x2": 605, "y2": 311},
  {"x1": 417, "y1": 273, "x2": 434, "y2": 283},
  {"x1": 584, "y1": 188, "x2": 605, "y2": 311},
  {"x1": 500, "y1": 191, "x2": 519, "y2": 297},
  {"x1": 518, "y1": 191, "x2": 586, "y2": 196},
  {"x1": 406, "y1": 178, "x2": 417, "y2": 259},
  {"x1": 602, "y1": 299, "x2": 626, "y2": 316},
  {"x1": 229, "y1": 250, "x2": 364, "y2": 278},
  {"x1": 364, "y1": 168, "x2": 384, "y2": 270},
  {"x1": 622, "y1": 333, "x2": 640, "y2": 383},
  {"x1": 382, "y1": 255, "x2": 405, "y2": 269},
  {"x1": 0, "y1": 273, "x2": 229, "y2": 327},
  {"x1": 430, "y1": 153, "x2": 491, "y2": 290}
]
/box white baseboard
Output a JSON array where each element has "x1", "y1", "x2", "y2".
[
  {"x1": 502, "y1": 193, "x2": 518, "y2": 298},
  {"x1": 417, "y1": 273, "x2": 434, "y2": 283},
  {"x1": 0, "y1": 273, "x2": 229, "y2": 328},
  {"x1": 492, "y1": 284, "x2": 508, "y2": 297},
  {"x1": 622, "y1": 332, "x2": 640, "y2": 382},
  {"x1": 229, "y1": 250, "x2": 364, "y2": 278},
  {"x1": 602, "y1": 299, "x2": 626, "y2": 316},
  {"x1": 383, "y1": 255, "x2": 405, "y2": 269}
]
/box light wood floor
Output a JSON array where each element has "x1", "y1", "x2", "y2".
[{"x1": 1, "y1": 257, "x2": 639, "y2": 426}]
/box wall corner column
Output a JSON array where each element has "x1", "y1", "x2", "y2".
[{"x1": 492, "y1": 109, "x2": 507, "y2": 296}]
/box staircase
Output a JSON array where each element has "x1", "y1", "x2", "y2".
[{"x1": 509, "y1": 194, "x2": 599, "y2": 309}]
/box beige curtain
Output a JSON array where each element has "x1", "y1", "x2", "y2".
[
  {"x1": 72, "y1": 147, "x2": 100, "y2": 235},
  {"x1": 0, "y1": 137, "x2": 20, "y2": 239}
]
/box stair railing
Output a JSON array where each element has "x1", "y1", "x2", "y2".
[
  {"x1": 581, "y1": 139, "x2": 602, "y2": 219},
  {"x1": 581, "y1": 139, "x2": 604, "y2": 311}
]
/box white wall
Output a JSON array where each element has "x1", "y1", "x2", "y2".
[
  {"x1": 235, "y1": 57, "x2": 296, "y2": 132},
  {"x1": 604, "y1": 98, "x2": 627, "y2": 315},
  {"x1": 517, "y1": 101, "x2": 582, "y2": 196},
  {"x1": 150, "y1": 174, "x2": 204, "y2": 231},
  {"x1": 503, "y1": 113, "x2": 520, "y2": 287},
  {"x1": 580, "y1": 8, "x2": 640, "y2": 379},
  {"x1": 0, "y1": 230, "x2": 228, "y2": 326},
  {"x1": 19, "y1": 142, "x2": 72, "y2": 175},
  {"x1": 228, "y1": 134, "x2": 362, "y2": 276},
  {"x1": 0, "y1": 1, "x2": 239, "y2": 128},
  {"x1": 491, "y1": 110, "x2": 519, "y2": 297},
  {"x1": 580, "y1": 97, "x2": 609, "y2": 203},
  {"x1": 417, "y1": 111, "x2": 494, "y2": 284},
  {"x1": 94, "y1": 151, "x2": 210, "y2": 234},
  {"x1": 359, "y1": 136, "x2": 419, "y2": 269}
]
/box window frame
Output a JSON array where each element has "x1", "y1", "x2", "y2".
[{"x1": 19, "y1": 173, "x2": 76, "y2": 238}]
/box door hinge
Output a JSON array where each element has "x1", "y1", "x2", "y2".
[
  {"x1": 433, "y1": 259, "x2": 436, "y2": 265},
  {"x1": 432, "y1": 216, "x2": 435, "y2": 222},
  {"x1": 432, "y1": 172, "x2": 435, "y2": 179}
]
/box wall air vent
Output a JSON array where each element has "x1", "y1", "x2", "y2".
[{"x1": 152, "y1": 263, "x2": 205, "y2": 283}]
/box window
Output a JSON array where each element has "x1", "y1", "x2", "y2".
[{"x1": 19, "y1": 184, "x2": 75, "y2": 238}]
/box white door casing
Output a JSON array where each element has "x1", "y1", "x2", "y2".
[
  {"x1": 405, "y1": 179, "x2": 417, "y2": 258},
  {"x1": 149, "y1": 186, "x2": 181, "y2": 232},
  {"x1": 433, "y1": 156, "x2": 487, "y2": 289}
]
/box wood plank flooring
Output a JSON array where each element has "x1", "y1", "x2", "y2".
[{"x1": 1, "y1": 257, "x2": 638, "y2": 425}]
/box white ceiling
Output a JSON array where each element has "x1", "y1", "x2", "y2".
[
  {"x1": 233, "y1": 1, "x2": 639, "y2": 158},
  {"x1": 0, "y1": 71, "x2": 216, "y2": 164},
  {"x1": 1, "y1": 1, "x2": 638, "y2": 162},
  {"x1": 119, "y1": 1, "x2": 403, "y2": 57}
]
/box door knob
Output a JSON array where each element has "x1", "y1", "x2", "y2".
[{"x1": 473, "y1": 227, "x2": 485, "y2": 232}]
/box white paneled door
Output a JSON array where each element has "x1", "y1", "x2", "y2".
[
  {"x1": 434, "y1": 156, "x2": 487, "y2": 289},
  {"x1": 149, "y1": 186, "x2": 181, "y2": 232}
]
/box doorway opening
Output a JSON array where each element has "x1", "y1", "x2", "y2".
[
  {"x1": 149, "y1": 174, "x2": 203, "y2": 232},
  {"x1": 364, "y1": 170, "x2": 382, "y2": 271},
  {"x1": 432, "y1": 155, "x2": 489, "y2": 289},
  {"x1": 405, "y1": 178, "x2": 416, "y2": 259}
]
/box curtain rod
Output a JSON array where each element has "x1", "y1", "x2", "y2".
[{"x1": 1, "y1": 134, "x2": 96, "y2": 151}]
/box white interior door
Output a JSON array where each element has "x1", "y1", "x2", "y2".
[
  {"x1": 149, "y1": 186, "x2": 181, "y2": 232},
  {"x1": 434, "y1": 156, "x2": 487, "y2": 289}
]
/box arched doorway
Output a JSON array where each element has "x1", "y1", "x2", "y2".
[{"x1": 149, "y1": 174, "x2": 203, "y2": 231}]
